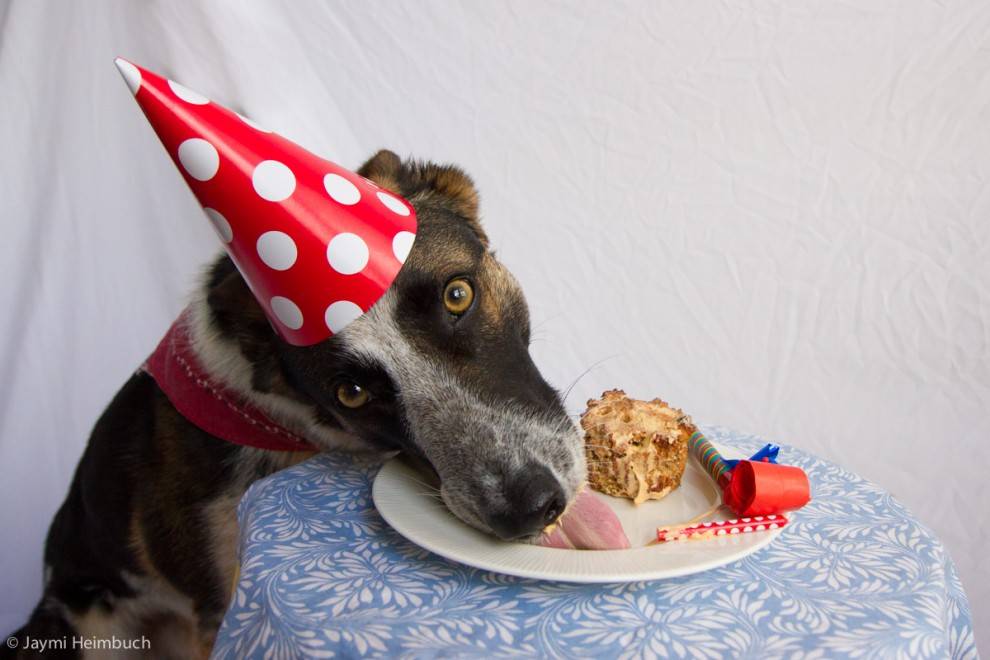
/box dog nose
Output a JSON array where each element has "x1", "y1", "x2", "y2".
[{"x1": 486, "y1": 464, "x2": 566, "y2": 541}]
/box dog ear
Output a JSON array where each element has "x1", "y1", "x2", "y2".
[
  {"x1": 358, "y1": 149, "x2": 404, "y2": 193},
  {"x1": 424, "y1": 164, "x2": 482, "y2": 227},
  {"x1": 204, "y1": 256, "x2": 288, "y2": 393},
  {"x1": 358, "y1": 149, "x2": 488, "y2": 247}
]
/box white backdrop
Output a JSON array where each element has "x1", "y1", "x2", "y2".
[{"x1": 1, "y1": 0, "x2": 986, "y2": 646}]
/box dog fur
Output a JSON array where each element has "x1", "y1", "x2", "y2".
[{"x1": 5, "y1": 150, "x2": 585, "y2": 658}]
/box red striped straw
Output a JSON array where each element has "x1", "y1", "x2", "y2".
[{"x1": 656, "y1": 514, "x2": 789, "y2": 543}]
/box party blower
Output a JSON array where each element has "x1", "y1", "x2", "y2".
[{"x1": 689, "y1": 432, "x2": 811, "y2": 517}]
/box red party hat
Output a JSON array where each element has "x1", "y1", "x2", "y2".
[{"x1": 113, "y1": 57, "x2": 417, "y2": 346}]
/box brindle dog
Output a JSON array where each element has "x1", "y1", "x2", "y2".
[{"x1": 6, "y1": 150, "x2": 586, "y2": 658}]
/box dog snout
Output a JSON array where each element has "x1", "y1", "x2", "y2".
[{"x1": 485, "y1": 463, "x2": 566, "y2": 541}]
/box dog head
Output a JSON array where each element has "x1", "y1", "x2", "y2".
[{"x1": 200, "y1": 150, "x2": 585, "y2": 541}]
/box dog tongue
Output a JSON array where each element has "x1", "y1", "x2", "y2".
[{"x1": 539, "y1": 489, "x2": 630, "y2": 550}]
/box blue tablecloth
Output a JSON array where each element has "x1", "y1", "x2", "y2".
[{"x1": 212, "y1": 427, "x2": 977, "y2": 659}]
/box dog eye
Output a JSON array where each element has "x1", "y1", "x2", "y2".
[
  {"x1": 443, "y1": 278, "x2": 474, "y2": 315},
  {"x1": 336, "y1": 382, "x2": 370, "y2": 409}
]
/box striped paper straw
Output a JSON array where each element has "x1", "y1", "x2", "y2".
[{"x1": 689, "y1": 431, "x2": 731, "y2": 486}]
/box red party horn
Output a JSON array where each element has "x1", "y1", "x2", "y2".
[
  {"x1": 689, "y1": 432, "x2": 810, "y2": 517},
  {"x1": 723, "y1": 460, "x2": 810, "y2": 517}
]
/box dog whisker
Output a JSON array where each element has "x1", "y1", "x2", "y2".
[
  {"x1": 530, "y1": 312, "x2": 564, "y2": 334},
  {"x1": 560, "y1": 354, "x2": 619, "y2": 405},
  {"x1": 395, "y1": 473, "x2": 441, "y2": 493}
]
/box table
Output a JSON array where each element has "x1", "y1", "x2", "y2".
[{"x1": 212, "y1": 426, "x2": 977, "y2": 659}]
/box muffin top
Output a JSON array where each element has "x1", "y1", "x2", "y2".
[{"x1": 581, "y1": 389, "x2": 694, "y2": 450}]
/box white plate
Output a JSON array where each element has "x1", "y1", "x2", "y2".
[{"x1": 372, "y1": 441, "x2": 782, "y2": 583}]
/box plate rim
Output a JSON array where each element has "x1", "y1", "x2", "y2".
[{"x1": 372, "y1": 441, "x2": 782, "y2": 583}]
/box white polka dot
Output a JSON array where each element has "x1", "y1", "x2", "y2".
[
  {"x1": 252, "y1": 160, "x2": 296, "y2": 202},
  {"x1": 177, "y1": 138, "x2": 219, "y2": 181},
  {"x1": 323, "y1": 174, "x2": 361, "y2": 205},
  {"x1": 324, "y1": 300, "x2": 363, "y2": 333},
  {"x1": 256, "y1": 231, "x2": 298, "y2": 271},
  {"x1": 392, "y1": 231, "x2": 415, "y2": 264},
  {"x1": 376, "y1": 191, "x2": 410, "y2": 216},
  {"x1": 168, "y1": 79, "x2": 209, "y2": 105},
  {"x1": 204, "y1": 208, "x2": 232, "y2": 243},
  {"x1": 270, "y1": 296, "x2": 303, "y2": 330},
  {"x1": 326, "y1": 233, "x2": 369, "y2": 275},
  {"x1": 114, "y1": 58, "x2": 141, "y2": 95},
  {"x1": 235, "y1": 112, "x2": 271, "y2": 133}
]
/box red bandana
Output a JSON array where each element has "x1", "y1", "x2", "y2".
[{"x1": 142, "y1": 309, "x2": 317, "y2": 452}]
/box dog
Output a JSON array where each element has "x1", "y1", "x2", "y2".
[{"x1": 6, "y1": 150, "x2": 587, "y2": 658}]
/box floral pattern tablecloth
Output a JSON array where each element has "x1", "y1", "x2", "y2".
[{"x1": 212, "y1": 427, "x2": 977, "y2": 659}]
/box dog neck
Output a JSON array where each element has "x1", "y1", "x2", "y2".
[
  {"x1": 143, "y1": 310, "x2": 316, "y2": 452},
  {"x1": 141, "y1": 292, "x2": 369, "y2": 453}
]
